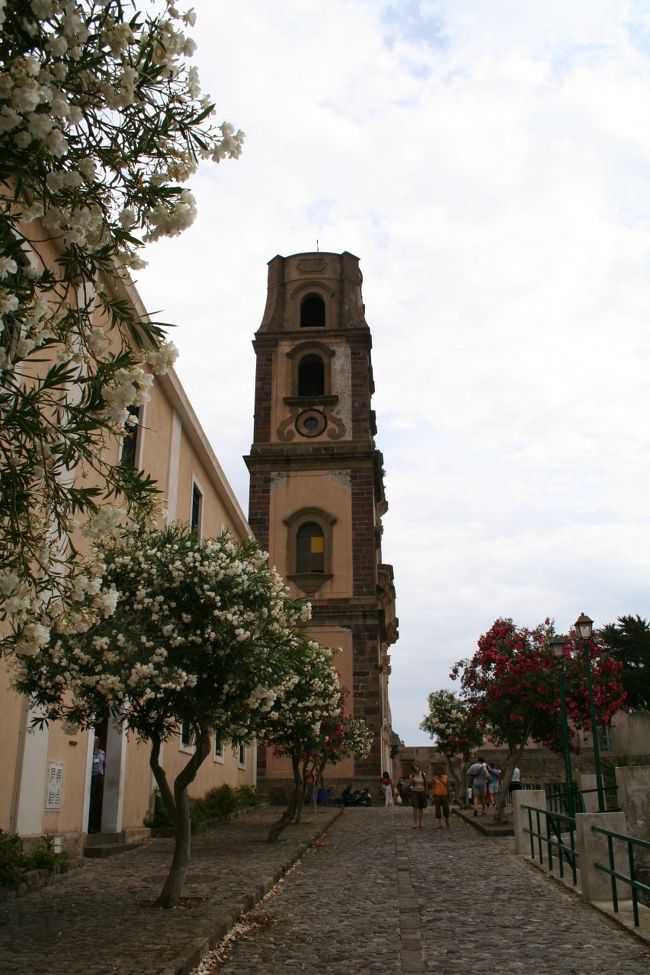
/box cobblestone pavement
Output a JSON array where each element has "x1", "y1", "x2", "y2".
[
  {"x1": 213, "y1": 807, "x2": 650, "y2": 975},
  {"x1": 0, "y1": 807, "x2": 340, "y2": 975}
]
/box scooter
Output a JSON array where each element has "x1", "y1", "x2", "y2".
[{"x1": 340, "y1": 784, "x2": 372, "y2": 807}]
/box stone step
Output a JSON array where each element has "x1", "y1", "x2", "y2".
[
  {"x1": 84, "y1": 828, "x2": 150, "y2": 858},
  {"x1": 84, "y1": 842, "x2": 133, "y2": 859}
]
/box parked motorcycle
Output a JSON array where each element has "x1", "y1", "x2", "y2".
[{"x1": 340, "y1": 784, "x2": 373, "y2": 807}]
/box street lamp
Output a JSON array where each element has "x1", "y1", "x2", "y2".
[
  {"x1": 549, "y1": 635, "x2": 575, "y2": 819},
  {"x1": 574, "y1": 612, "x2": 606, "y2": 812}
]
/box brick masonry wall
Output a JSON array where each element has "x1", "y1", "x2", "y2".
[
  {"x1": 252, "y1": 347, "x2": 274, "y2": 444},
  {"x1": 351, "y1": 621, "x2": 382, "y2": 779},
  {"x1": 247, "y1": 472, "x2": 270, "y2": 552},
  {"x1": 349, "y1": 345, "x2": 371, "y2": 440},
  {"x1": 351, "y1": 468, "x2": 377, "y2": 598}
]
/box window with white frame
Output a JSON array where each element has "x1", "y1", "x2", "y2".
[
  {"x1": 214, "y1": 735, "x2": 224, "y2": 762},
  {"x1": 238, "y1": 743, "x2": 246, "y2": 768},
  {"x1": 190, "y1": 481, "x2": 203, "y2": 534}
]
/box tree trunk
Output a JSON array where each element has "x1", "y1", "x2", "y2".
[
  {"x1": 267, "y1": 752, "x2": 301, "y2": 843},
  {"x1": 150, "y1": 733, "x2": 176, "y2": 821},
  {"x1": 150, "y1": 726, "x2": 211, "y2": 907},
  {"x1": 493, "y1": 743, "x2": 526, "y2": 824},
  {"x1": 294, "y1": 757, "x2": 307, "y2": 824}
]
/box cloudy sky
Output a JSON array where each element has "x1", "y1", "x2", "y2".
[{"x1": 137, "y1": 0, "x2": 650, "y2": 745}]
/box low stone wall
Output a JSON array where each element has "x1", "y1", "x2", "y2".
[{"x1": 0, "y1": 858, "x2": 85, "y2": 902}]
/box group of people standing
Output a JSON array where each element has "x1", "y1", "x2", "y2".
[
  {"x1": 380, "y1": 758, "x2": 523, "y2": 826},
  {"x1": 381, "y1": 764, "x2": 451, "y2": 829},
  {"x1": 467, "y1": 758, "x2": 521, "y2": 816}
]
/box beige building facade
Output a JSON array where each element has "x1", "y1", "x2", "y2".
[
  {"x1": 246, "y1": 251, "x2": 399, "y2": 794},
  {"x1": 1, "y1": 271, "x2": 255, "y2": 855}
]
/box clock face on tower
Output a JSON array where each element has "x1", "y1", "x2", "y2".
[{"x1": 295, "y1": 408, "x2": 327, "y2": 438}]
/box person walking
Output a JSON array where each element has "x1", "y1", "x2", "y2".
[
  {"x1": 431, "y1": 766, "x2": 450, "y2": 828},
  {"x1": 408, "y1": 763, "x2": 428, "y2": 828},
  {"x1": 467, "y1": 757, "x2": 489, "y2": 817},
  {"x1": 381, "y1": 771, "x2": 394, "y2": 807},
  {"x1": 487, "y1": 764, "x2": 501, "y2": 808}
]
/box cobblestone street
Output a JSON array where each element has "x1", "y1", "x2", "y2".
[
  {"x1": 1, "y1": 806, "x2": 649, "y2": 975},
  {"x1": 212, "y1": 808, "x2": 650, "y2": 975}
]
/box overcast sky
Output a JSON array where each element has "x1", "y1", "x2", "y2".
[{"x1": 137, "y1": 0, "x2": 650, "y2": 746}]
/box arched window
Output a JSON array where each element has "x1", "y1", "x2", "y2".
[
  {"x1": 300, "y1": 294, "x2": 325, "y2": 327},
  {"x1": 296, "y1": 522, "x2": 324, "y2": 573},
  {"x1": 285, "y1": 507, "x2": 336, "y2": 593},
  {"x1": 298, "y1": 354, "x2": 324, "y2": 396}
]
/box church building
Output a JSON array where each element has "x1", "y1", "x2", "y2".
[{"x1": 245, "y1": 251, "x2": 398, "y2": 792}]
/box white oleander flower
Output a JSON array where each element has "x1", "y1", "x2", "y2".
[{"x1": 0, "y1": 258, "x2": 17, "y2": 280}]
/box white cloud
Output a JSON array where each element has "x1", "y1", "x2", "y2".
[{"x1": 136, "y1": 0, "x2": 650, "y2": 746}]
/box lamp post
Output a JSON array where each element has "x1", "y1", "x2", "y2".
[
  {"x1": 549, "y1": 635, "x2": 575, "y2": 819},
  {"x1": 575, "y1": 612, "x2": 606, "y2": 812}
]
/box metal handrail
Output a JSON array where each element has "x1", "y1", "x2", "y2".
[
  {"x1": 580, "y1": 785, "x2": 619, "y2": 810},
  {"x1": 591, "y1": 825, "x2": 650, "y2": 928},
  {"x1": 521, "y1": 803, "x2": 579, "y2": 885},
  {"x1": 543, "y1": 783, "x2": 585, "y2": 817}
]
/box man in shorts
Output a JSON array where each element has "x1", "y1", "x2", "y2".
[{"x1": 467, "y1": 758, "x2": 489, "y2": 816}]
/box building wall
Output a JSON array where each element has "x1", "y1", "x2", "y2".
[
  {"x1": 610, "y1": 710, "x2": 650, "y2": 755},
  {"x1": 268, "y1": 469, "x2": 353, "y2": 597}
]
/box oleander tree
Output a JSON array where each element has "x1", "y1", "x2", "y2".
[
  {"x1": 452, "y1": 618, "x2": 626, "y2": 822},
  {"x1": 305, "y1": 695, "x2": 374, "y2": 802},
  {"x1": 12, "y1": 524, "x2": 307, "y2": 907},
  {"x1": 0, "y1": 0, "x2": 244, "y2": 649},
  {"x1": 263, "y1": 638, "x2": 342, "y2": 842},
  {"x1": 420, "y1": 689, "x2": 483, "y2": 804}
]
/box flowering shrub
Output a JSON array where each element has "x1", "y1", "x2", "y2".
[
  {"x1": 12, "y1": 523, "x2": 308, "y2": 904},
  {"x1": 304, "y1": 691, "x2": 374, "y2": 793},
  {"x1": 0, "y1": 0, "x2": 243, "y2": 644},
  {"x1": 263, "y1": 636, "x2": 342, "y2": 839},
  {"x1": 13, "y1": 524, "x2": 308, "y2": 739},
  {"x1": 266, "y1": 639, "x2": 342, "y2": 756},
  {"x1": 452, "y1": 618, "x2": 625, "y2": 755},
  {"x1": 420, "y1": 689, "x2": 483, "y2": 761}
]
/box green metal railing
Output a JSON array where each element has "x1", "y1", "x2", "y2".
[
  {"x1": 591, "y1": 825, "x2": 650, "y2": 928},
  {"x1": 543, "y1": 783, "x2": 585, "y2": 817},
  {"x1": 522, "y1": 803, "x2": 579, "y2": 885},
  {"x1": 581, "y1": 785, "x2": 619, "y2": 811}
]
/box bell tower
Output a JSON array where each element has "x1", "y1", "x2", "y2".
[{"x1": 246, "y1": 251, "x2": 398, "y2": 790}]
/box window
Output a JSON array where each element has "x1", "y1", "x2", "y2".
[
  {"x1": 180, "y1": 723, "x2": 194, "y2": 750},
  {"x1": 298, "y1": 355, "x2": 324, "y2": 396},
  {"x1": 600, "y1": 725, "x2": 613, "y2": 752},
  {"x1": 238, "y1": 743, "x2": 246, "y2": 767},
  {"x1": 120, "y1": 406, "x2": 141, "y2": 467},
  {"x1": 300, "y1": 294, "x2": 325, "y2": 327},
  {"x1": 296, "y1": 522, "x2": 325, "y2": 573},
  {"x1": 191, "y1": 482, "x2": 203, "y2": 534},
  {"x1": 214, "y1": 735, "x2": 224, "y2": 762},
  {"x1": 46, "y1": 763, "x2": 64, "y2": 810},
  {"x1": 285, "y1": 508, "x2": 336, "y2": 593}
]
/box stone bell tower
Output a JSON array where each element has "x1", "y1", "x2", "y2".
[{"x1": 245, "y1": 251, "x2": 398, "y2": 791}]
